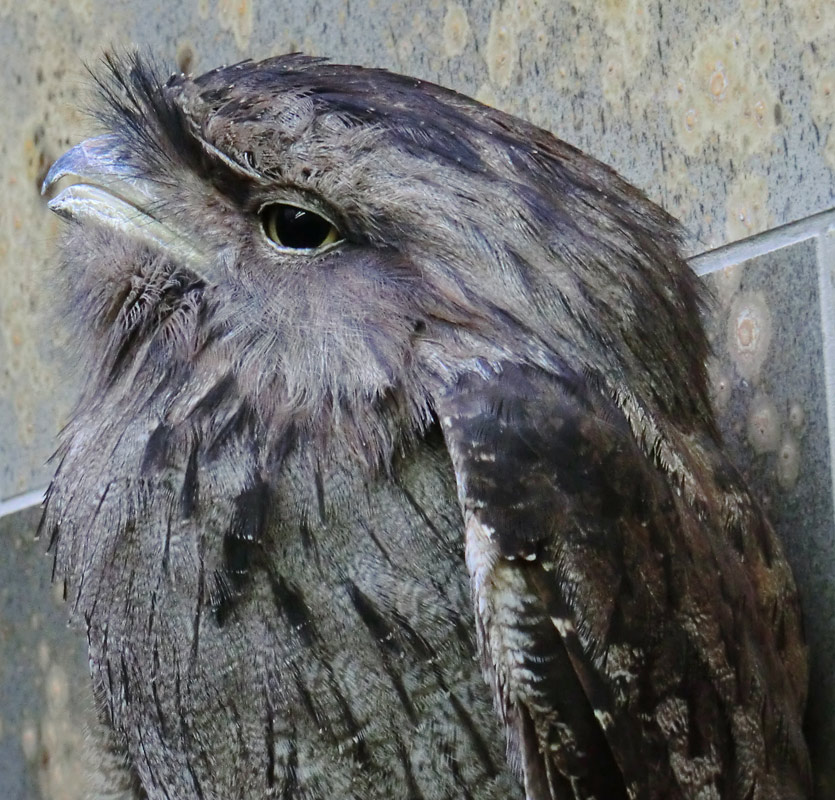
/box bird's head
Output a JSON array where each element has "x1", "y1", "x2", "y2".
[{"x1": 44, "y1": 53, "x2": 711, "y2": 466}]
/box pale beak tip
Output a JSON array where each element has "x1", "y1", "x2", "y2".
[
  {"x1": 46, "y1": 194, "x2": 73, "y2": 218},
  {"x1": 41, "y1": 161, "x2": 62, "y2": 196}
]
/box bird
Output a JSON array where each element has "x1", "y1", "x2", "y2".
[{"x1": 40, "y1": 53, "x2": 811, "y2": 800}]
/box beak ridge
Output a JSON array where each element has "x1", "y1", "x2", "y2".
[{"x1": 42, "y1": 135, "x2": 133, "y2": 196}]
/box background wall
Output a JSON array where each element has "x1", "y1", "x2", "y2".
[{"x1": 1, "y1": 1, "x2": 833, "y2": 797}]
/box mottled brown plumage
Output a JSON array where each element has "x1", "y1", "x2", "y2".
[{"x1": 41, "y1": 54, "x2": 810, "y2": 799}]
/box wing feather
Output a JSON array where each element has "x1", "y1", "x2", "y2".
[{"x1": 436, "y1": 362, "x2": 810, "y2": 800}]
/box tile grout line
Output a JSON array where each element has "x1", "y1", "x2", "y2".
[
  {"x1": 0, "y1": 487, "x2": 46, "y2": 519},
  {"x1": 690, "y1": 208, "x2": 835, "y2": 276},
  {"x1": 2, "y1": 213, "x2": 835, "y2": 521},
  {"x1": 816, "y1": 230, "x2": 835, "y2": 522}
]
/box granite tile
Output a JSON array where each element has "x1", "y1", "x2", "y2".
[
  {"x1": 0, "y1": 506, "x2": 92, "y2": 800},
  {"x1": 703, "y1": 235, "x2": 835, "y2": 797}
]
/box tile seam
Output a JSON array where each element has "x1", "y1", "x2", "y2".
[
  {"x1": 0, "y1": 487, "x2": 45, "y2": 519},
  {"x1": 3, "y1": 214, "x2": 835, "y2": 519},
  {"x1": 690, "y1": 208, "x2": 835, "y2": 276},
  {"x1": 815, "y1": 231, "x2": 835, "y2": 522}
]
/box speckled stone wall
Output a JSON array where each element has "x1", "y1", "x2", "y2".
[
  {"x1": 695, "y1": 215, "x2": 835, "y2": 797},
  {"x1": 1, "y1": 1, "x2": 833, "y2": 797}
]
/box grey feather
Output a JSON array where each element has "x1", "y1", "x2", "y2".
[{"x1": 41, "y1": 53, "x2": 810, "y2": 799}]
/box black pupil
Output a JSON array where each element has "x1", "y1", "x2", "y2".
[{"x1": 269, "y1": 205, "x2": 332, "y2": 248}]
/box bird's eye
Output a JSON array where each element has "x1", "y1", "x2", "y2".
[{"x1": 260, "y1": 203, "x2": 341, "y2": 250}]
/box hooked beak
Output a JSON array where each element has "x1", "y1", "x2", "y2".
[{"x1": 43, "y1": 135, "x2": 207, "y2": 271}]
